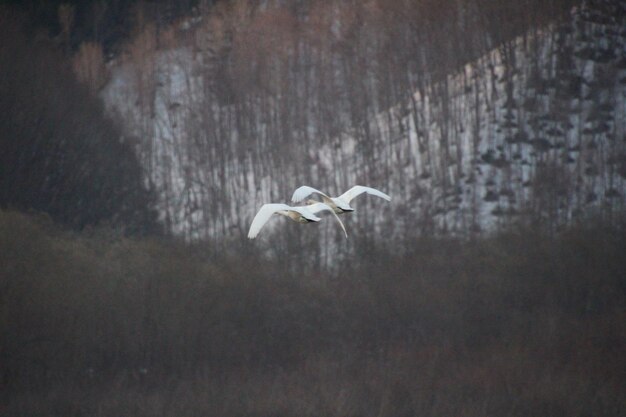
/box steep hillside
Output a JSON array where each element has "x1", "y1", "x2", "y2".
[
  {"x1": 102, "y1": 0, "x2": 625, "y2": 250},
  {"x1": 343, "y1": 0, "x2": 626, "y2": 234}
]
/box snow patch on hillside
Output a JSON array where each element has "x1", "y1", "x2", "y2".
[{"x1": 102, "y1": 1, "x2": 626, "y2": 245}]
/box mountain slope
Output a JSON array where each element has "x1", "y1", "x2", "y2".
[
  {"x1": 340, "y1": 0, "x2": 626, "y2": 234},
  {"x1": 102, "y1": 0, "x2": 626, "y2": 248}
]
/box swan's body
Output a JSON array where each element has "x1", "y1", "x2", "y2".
[
  {"x1": 303, "y1": 202, "x2": 348, "y2": 238},
  {"x1": 291, "y1": 185, "x2": 391, "y2": 214},
  {"x1": 248, "y1": 204, "x2": 319, "y2": 239},
  {"x1": 247, "y1": 202, "x2": 347, "y2": 239}
]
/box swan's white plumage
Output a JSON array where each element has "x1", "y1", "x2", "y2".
[
  {"x1": 247, "y1": 204, "x2": 320, "y2": 239},
  {"x1": 291, "y1": 185, "x2": 391, "y2": 213},
  {"x1": 338, "y1": 185, "x2": 391, "y2": 203},
  {"x1": 305, "y1": 202, "x2": 348, "y2": 238},
  {"x1": 291, "y1": 186, "x2": 351, "y2": 210},
  {"x1": 250, "y1": 185, "x2": 389, "y2": 240},
  {"x1": 291, "y1": 186, "x2": 331, "y2": 203}
]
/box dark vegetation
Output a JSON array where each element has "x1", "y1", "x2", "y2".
[
  {"x1": 1, "y1": 209, "x2": 624, "y2": 416},
  {"x1": 1, "y1": 0, "x2": 208, "y2": 54},
  {"x1": 3, "y1": 0, "x2": 575, "y2": 57},
  {"x1": 0, "y1": 12, "x2": 159, "y2": 233}
]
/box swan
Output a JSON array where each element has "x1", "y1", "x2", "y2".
[
  {"x1": 291, "y1": 185, "x2": 391, "y2": 214},
  {"x1": 247, "y1": 202, "x2": 347, "y2": 239},
  {"x1": 248, "y1": 204, "x2": 318, "y2": 239}
]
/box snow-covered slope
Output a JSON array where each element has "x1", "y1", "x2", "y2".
[
  {"x1": 103, "y1": 0, "x2": 626, "y2": 246},
  {"x1": 337, "y1": 1, "x2": 626, "y2": 234}
]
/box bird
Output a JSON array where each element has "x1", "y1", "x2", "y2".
[
  {"x1": 304, "y1": 202, "x2": 348, "y2": 238},
  {"x1": 247, "y1": 202, "x2": 347, "y2": 239},
  {"x1": 291, "y1": 185, "x2": 391, "y2": 214}
]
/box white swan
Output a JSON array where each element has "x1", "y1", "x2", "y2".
[
  {"x1": 304, "y1": 202, "x2": 348, "y2": 238},
  {"x1": 291, "y1": 185, "x2": 391, "y2": 214},
  {"x1": 247, "y1": 202, "x2": 347, "y2": 239}
]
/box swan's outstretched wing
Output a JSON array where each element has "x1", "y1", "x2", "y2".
[
  {"x1": 248, "y1": 203, "x2": 321, "y2": 239},
  {"x1": 291, "y1": 206, "x2": 322, "y2": 222},
  {"x1": 305, "y1": 203, "x2": 348, "y2": 238},
  {"x1": 291, "y1": 185, "x2": 331, "y2": 203},
  {"x1": 248, "y1": 204, "x2": 319, "y2": 239},
  {"x1": 248, "y1": 204, "x2": 288, "y2": 239},
  {"x1": 338, "y1": 186, "x2": 391, "y2": 203}
]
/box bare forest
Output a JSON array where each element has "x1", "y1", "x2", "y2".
[
  {"x1": 1, "y1": 0, "x2": 625, "y2": 416},
  {"x1": 102, "y1": 0, "x2": 625, "y2": 257}
]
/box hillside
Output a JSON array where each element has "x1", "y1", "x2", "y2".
[
  {"x1": 347, "y1": 0, "x2": 626, "y2": 234},
  {"x1": 102, "y1": 0, "x2": 625, "y2": 252}
]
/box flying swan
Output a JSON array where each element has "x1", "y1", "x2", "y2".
[
  {"x1": 248, "y1": 202, "x2": 347, "y2": 239},
  {"x1": 291, "y1": 185, "x2": 391, "y2": 214}
]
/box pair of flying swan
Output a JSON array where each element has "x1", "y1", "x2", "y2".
[{"x1": 247, "y1": 185, "x2": 391, "y2": 239}]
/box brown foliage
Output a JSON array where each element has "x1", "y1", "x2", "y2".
[
  {"x1": 0, "y1": 14, "x2": 158, "y2": 232},
  {"x1": 72, "y1": 41, "x2": 108, "y2": 93},
  {"x1": 1, "y1": 209, "x2": 625, "y2": 416}
]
